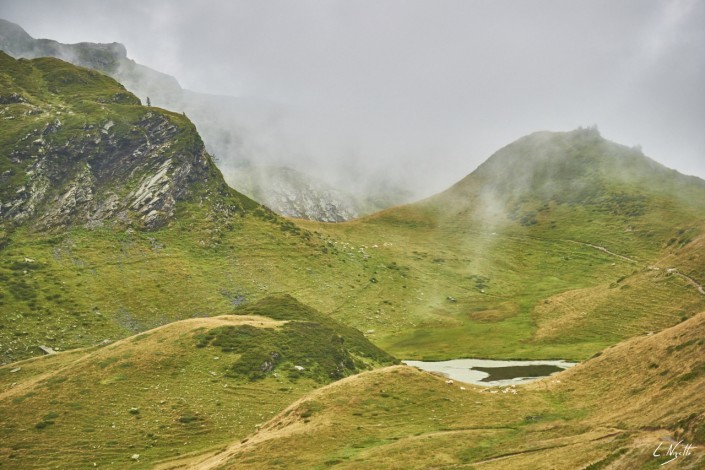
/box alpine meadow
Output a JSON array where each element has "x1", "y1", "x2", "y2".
[{"x1": 1, "y1": 4, "x2": 704, "y2": 469}]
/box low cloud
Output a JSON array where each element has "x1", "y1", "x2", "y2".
[{"x1": 2, "y1": 0, "x2": 703, "y2": 197}]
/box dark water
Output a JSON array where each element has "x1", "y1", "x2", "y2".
[
  {"x1": 472, "y1": 364, "x2": 564, "y2": 382},
  {"x1": 402, "y1": 359, "x2": 576, "y2": 386}
]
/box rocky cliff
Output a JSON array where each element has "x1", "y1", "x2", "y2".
[
  {"x1": 0, "y1": 19, "x2": 410, "y2": 222},
  {"x1": 228, "y1": 166, "x2": 363, "y2": 222},
  {"x1": 0, "y1": 51, "x2": 252, "y2": 231}
]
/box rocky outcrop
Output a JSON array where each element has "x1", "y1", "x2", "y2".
[
  {"x1": 5, "y1": 114, "x2": 211, "y2": 229},
  {"x1": 0, "y1": 52, "x2": 243, "y2": 231},
  {"x1": 0, "y1": 20, "x2": 412, "y2": 222},
  {"x1": 229, "y1": 166, "x2": 363, "y2": 222}
]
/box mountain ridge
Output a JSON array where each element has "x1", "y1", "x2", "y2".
[
  {"x1": 0, "y1": 51, "x2": 704, "y2": 468},
  {"x1": 1, "y1": 16, "x2": 704, "y2": 470},
  {"x1": 0, "y1": 19, "x2": 182, "y2": 104},
  {"x1": 0, "y1": 19, "x2": 403, "y2": 222},
  {"x1": 436, "y1": 127, "x2": 705, "y2": 210},
  {"x1": 0, "y1": 51, "x2": 255, "y2": 232}
]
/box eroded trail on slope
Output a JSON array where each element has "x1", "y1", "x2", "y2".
[
  {"x1": 565, "y1": 239, "x2": 639, "y2": 263},
  {"x1": 567, "y1": 239, "x2": 705, "y2": 296}
]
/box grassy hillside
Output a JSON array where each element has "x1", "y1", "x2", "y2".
[
  {"x1": 0, "y1": 296, "x2": 395, "y2": 468},
  {"x1": 3, "y1": 52, "x2": 702, "y2": 364},
  {"x1": 0, "y1": 52, "x2": 389, "y2": 365},
  {"x1": 161, "y1": 309, "x2": 705, "y2": 469},
  {"x1": 1, "y1": 50, "x2": 705, "y2": 469},
  {"x1": 298, "y1": 128, "x2": 705, "y2": 360}
]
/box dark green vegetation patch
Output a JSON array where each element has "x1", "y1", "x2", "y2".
[{"x1": 196, "y1": 295, "x2": 397, "y2": 383}]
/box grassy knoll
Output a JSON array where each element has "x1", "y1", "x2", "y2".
[
  {"x1": 0, "y1": 297, "x2": 395, "y2": 468},
  {"x1": 160, "y1": 309, "x2": 705, "y2": 469}
]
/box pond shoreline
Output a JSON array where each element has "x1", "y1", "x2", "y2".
[{"x1": 403, "y1": 358, "x2": 577, "y2": 386}]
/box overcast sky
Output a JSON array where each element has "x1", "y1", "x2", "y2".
[{"x1": 1, "y1": 0, "x2": 704, "y2": 194}]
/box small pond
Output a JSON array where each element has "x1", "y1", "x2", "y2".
[{"x1": 403, "y1": 358, "x2": 577, "y2": 386}]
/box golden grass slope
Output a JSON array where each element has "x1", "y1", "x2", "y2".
[
  {"x1": 163, "y1": 310, "x2": 705, "y2": 469},
  {"x1": 0, "y1": 315, "x2": 326, "y2": 468},
  {"x1": 531, "y1": 267, "x2": 704, "y2": 344}
]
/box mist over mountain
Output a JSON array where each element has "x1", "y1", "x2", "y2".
[
  {"x1": 0, "y1": 5, "x2": 704, "y2": 468},
  {"x1": 0, "y1": 19, "x2": 408, "y2": 221},
  {"x1": 435, "y1": 127, "x2": 705, "y2": 215},
  {"x1": 2, "y1": 0, "x2": 703, "y2": 194},
  {"x1": 0, "y1": 19, "x2": 182, "y2": 104}
]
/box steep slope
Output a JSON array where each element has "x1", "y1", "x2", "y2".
[
  {"x1": 0, "y1": 51, "x2": 251, "y2": 230},
  {"x1": 0, "y1": 19, "x2": 407, "y2": 221},
  {"x1": 159, "y1": 309, "x2": 705, "y2": 469},
  {"x1": 0, "y1": 295, "x2": 396, "y2": 468},
  {"x1": 227, "y1": 166, "x2": 363, "y2": 222},
  {"x1": 0, "y1": 53, "x2": 361, "y2": 363}
]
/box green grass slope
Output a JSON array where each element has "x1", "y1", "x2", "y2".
[
  {"x1": 0, "y1": 52, "x2": 376, "y2": 364},
  {"x1": 0, "y1": 48, "x2": 704, "y2": 470},
  {"x1": 163, "y1": 309, "x2": 705, "y2": 469},
  {"x1": 0, "y1": 295, "x2": 395, "y2": 468},
  {"x1": 1, "y1": 51, "x2": 703, "y2": 367},
  {"x1": 299, "y1": 127, "x2": 705, "y2": 360}
]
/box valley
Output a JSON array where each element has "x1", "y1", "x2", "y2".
[{"x1": 0, "y1": 49, "x2": 703, "y2": 468}]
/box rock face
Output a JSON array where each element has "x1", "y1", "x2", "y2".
[
  {"x1": 229, "y1": 166, "x2": 362, "y2": 222},
  {"x1": 0, "y1": 51, "x2": 248, "y2": 230},
  {"x1": 0, "y1": 19, "x2": 413, "y2": 222}
]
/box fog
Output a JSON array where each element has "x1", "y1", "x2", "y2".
[{"x1": 2, "y1": 0, "x2": 704, "y2": 199}]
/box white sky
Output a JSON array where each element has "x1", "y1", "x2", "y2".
[{"x1": 1, "y1": 0, "x2": 704, "y2": 194}]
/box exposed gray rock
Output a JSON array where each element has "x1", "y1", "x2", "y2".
[
  {"x1": 229, "y1": 166, "x2": 362, "y2": 222},
  {"x1": 0, "y1": 20, "x2": 414, "y2": 221},
  {"x1": 1, "y1": 105, "x2": 214, "y2": 230}
]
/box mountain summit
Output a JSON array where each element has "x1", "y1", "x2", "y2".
[
  {"x1": 442, "y1": 127, "x2": 703, "y2": 207},
  {"x1": 416, "y1": 127, "x2": 705, "y2": 230}
]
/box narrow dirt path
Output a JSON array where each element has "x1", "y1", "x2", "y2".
[
  {"x1": 472, "y1": 429, "x2": 623, "y2": 466},
  {"x1": 566, "y1": 240, "x2": 639, "y2": 263},
  {"x1": 661, "y1": 268, "x2": 705, "y2": 295},
  {"x1": 566, "y1": 239, "x2": 704, "y2": 296}
]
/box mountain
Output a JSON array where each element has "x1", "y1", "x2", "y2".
[
  {"x1": 0, "y1": 19, "x2": 408, "y2": 221},
  {"x1": 0, "y1": 52, "x2": 303, "y2": 362},
  {"x1": 0, "y1": 19, "x2": 182, "y2": 106},
  {"x1": 304, "y1": 127, "x2": 705, "y2": 359},
  {"x1": 227, "y1": 166, "x2": 363, "y2": 222},
  {"x1": 0, "y1": 51, "x2": 252, "y2": 231},
  {"x1": 433, "y1": 127, "x2": 705, "y2": 223},
  {"x1": 1, "y1": 51, "x2": 704, "y2": 468},
  {"x1": 0, "y1": 52, "x2": 403, "y2": 367},
  {"x1": 2, "y1": 59, "x2": 702, "y2": 365}
]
